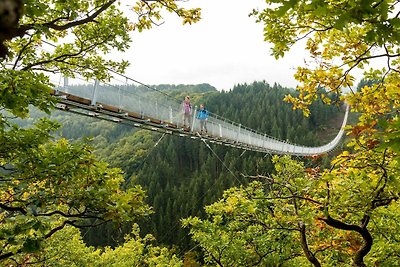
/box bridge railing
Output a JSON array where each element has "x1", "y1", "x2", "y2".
[{"x1": 50, "y1": 73, "x2": 348, "y2": 156}]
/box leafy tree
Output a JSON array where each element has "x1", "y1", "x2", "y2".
[
  {"x1": 184, "y1": 154, "x2": 400, "y2": 266},
  {"x1": 0, "y1": 0, "x2": 200, "y2": 264},
  {"x1": 0, "y1": 118, "x2": 151, "y2": 263},
  {"x1": 247, "y1": 1, "x2": 400, "y2": 266},
  {"x1": 253, "y1": 0, "x2": 400, "y2": 115},
  {"x1": 15, "y1": 224, "x2": 182, "y2": 266},
  {"x1": 96, "y1": 224, "x2": 183, "y2": 267},
  {"x1": 356, "y1": 78, "x2": 380, "y2": 92},
  {"x1": 183, "y1": 157, "x2": 320, "y2": 266},
  {"x1": 1, "y1": 0, "x2": 200, "y2": 118}
]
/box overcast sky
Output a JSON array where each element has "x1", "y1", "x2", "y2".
[{"x1": 119, "y1": 0, "x2": 307, "y2": 91}]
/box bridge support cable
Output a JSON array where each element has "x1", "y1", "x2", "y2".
[
  {"x1": 123, "y1": 133, "x2": 166, "y2": 188},
  {"x1": 197, "y1": 132, "x2": 241, "y2": 183}
]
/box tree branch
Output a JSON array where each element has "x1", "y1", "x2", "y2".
[
  {"x1": 237, "y1": 218, "x2": 300, "y2": 232},
  {"x1": 140, "y1": 0, "x2": 165, "y2": 27},
  {"x1": 12, "y1": 34, "x2": 34, "y2": 69},
  {"x1": 36, "y1": 209, "x2": 105, "y2": 220},
  {"x1": 319, "y1": 215, "x2": 372, "y2": 267},
  {"x1": 0, "y1": 251, "x2": 18, "y2": 261},
  {"x1": 44, "y1": 220, "x2": 71, "y2": 239},
  {"x1": 21, "y1": 32, "x2": 114, "y2": 71},
  {"x1": 299, "y1": 221, "x2": 321, "y2": 267},
  {"x1": 0, "y1": 202, "x2": 27, "y2": 215},
  {"x1": 254, "y1": 195, "x2": 322, "y2": 205},
  {"x1": 15, "y1": 1, "x2": 117, "y2": 38},
  {"x1": 204, "y1": 247, "x2": 224, "y2": 267}
]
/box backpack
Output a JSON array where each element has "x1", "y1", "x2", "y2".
[
  {"x1": 184, "y1": 102, "x2": 191, "y2": 114},
  {"x1": 197, "y1": 109, "x2": 208, "y2": 120}
]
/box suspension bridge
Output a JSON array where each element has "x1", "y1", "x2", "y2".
[{"x1": 50, "y1": 72, "x2": 349, "y2": 157}]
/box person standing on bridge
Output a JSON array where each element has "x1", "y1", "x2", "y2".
[
  {"x1": 197, "y1": 103, "x2": 208, "y2": 135},
  {"x1": 182, "y1": 95, "x2": 192, "y2": 129}
]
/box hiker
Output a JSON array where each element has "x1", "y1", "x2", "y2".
[
  {"x1": 197, "y1": 103, "x2": 208, "y2": 134},
  {"x1": 182, "y1": 95, "x2": 192, "y2": 128}
]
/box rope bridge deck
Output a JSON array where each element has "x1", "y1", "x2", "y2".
[{"x1": 50, "y1": 74, "x2": 349, "y2": 156}]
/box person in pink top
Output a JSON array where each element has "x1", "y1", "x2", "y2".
[{"x1": 182, "y1": 95, "x2": 192, "y2": 129}]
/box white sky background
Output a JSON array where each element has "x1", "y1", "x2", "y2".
[{"x1": 117, "y1": 0, "x2": 307, "y2": 91}]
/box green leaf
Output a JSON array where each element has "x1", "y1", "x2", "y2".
[{"x1": 275, "y1": 0, "x2": 297, "y2": 17}]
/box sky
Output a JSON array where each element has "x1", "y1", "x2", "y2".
[{"x1": 118, "y1": 0, "x2": 307, "y2": 91}]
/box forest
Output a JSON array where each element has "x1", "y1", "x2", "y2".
[{"x1": 1, "y1": 0, "x2": 400, "y2": 266}]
